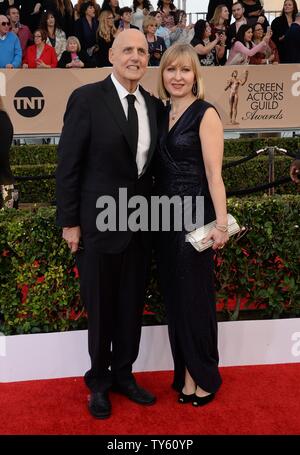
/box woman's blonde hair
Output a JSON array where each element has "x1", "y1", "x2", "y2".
[
  {"x1": 157, "y1": 44, "x2": 205, "y2": 101},
  {"x1": 143, "y1": 15, "x2": 157, "y2": 34},
  {"x1": 210, "y1": 4, "x2": 227, "y2": 25},
  {"x1": 67, "y1": 36, "x2": 81, "y2": 52},
  {"x1": 97, "y1": 10, "x2": 117, "y2": 42}
]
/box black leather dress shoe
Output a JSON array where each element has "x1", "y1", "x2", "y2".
[
  {"x1": 88, "y1": 391, "x2": 111, "y2": 419},
  {"x1": 114, "y1": 382, "x2": 156, "y2": 405}
]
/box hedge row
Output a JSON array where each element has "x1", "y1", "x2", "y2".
[
  {"x1": 12, "y1": 155, "x2": 297, "y2": 203},
  {"x1": 9, "y1": 137, "x2": 300, "y2": 165},
  {"x1": 0, "y1": 195, "x2": 299, "y2": 335}
]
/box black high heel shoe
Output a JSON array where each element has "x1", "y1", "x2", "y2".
[
  {"x1": 192, "y1": 393, "x2": 215, "y2": 407},
  {"x1": 178, "y1": 391, "x2": 196, "y2": 404}
]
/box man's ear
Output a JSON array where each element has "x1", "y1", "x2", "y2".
[{"x1": 108, "y1": 47, "x2": 114, "y2": 66}]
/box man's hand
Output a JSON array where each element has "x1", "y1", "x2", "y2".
[
  {"x1": 290, "y1": 159, "x2": 300, "y2": 184},
  {"x1": 63, "y1": 226, "x2": 81, "y2": 253}
]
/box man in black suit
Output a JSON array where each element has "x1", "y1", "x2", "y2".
[{"x1": 56, "y1": 29, "x2": 159, "y2": 419}]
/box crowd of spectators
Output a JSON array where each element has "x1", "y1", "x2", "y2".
[{"x1": 0, "y1": 0, "x2": 299, "y2": 69}]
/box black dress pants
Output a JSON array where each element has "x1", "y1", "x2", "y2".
[{"x1": 76, "y1": 232, "x2": 150, "y2": 393}]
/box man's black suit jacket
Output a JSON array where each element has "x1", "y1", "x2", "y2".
[{"x1": 56, "y1": 76, "x2": 160, "y2": 254}]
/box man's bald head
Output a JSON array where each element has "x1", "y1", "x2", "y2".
[
  {"x1": 111, "y1": 28, "x2": 148, "y2": 51},
  {"x1": 109, "y1": 29, "x2": 149, "y2": 92}
]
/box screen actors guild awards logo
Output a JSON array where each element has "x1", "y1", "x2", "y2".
[{"x1": 224, "y1": 70, "x2": 248, "y2": 125}]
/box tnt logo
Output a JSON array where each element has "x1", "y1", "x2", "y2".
[
  {"x1": 14, "y1": 86, "x2": 45, "y2": 117},
  {"x1": 0, "y1": 332, "x2": 6, "y2": 357}
]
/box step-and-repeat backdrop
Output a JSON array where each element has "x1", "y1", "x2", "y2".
[{"x1": 1, "y1": 65, "x2": 300, "y2": 134}]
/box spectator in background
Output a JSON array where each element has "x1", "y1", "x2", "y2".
[
  {"x1": 227, "y1": 2, "x2": 248, "y2": 49},
  {"x1": 284, "y1": 11, "x2": 300, "y2": 63},
  {"x1": 207, "y1": 1, "x2": 233, "y2": 23},
  {"x1": 150, "y1": 10, "x2": 170, "y2": 47},
  {"x1": 95, "y1": 9, "x2": 118, "y2": 67},
  {"x1": 43, "y1": 0, "x2": 74, "y2": 37},
  {"x1": 191, "y1": 19, "x2": 226, "y2": 66},
  {"x1": 209, "y1": 4, "x2": 229, "y2": 64},
  {"x1": 157, "y1": 0, "x2": 176, "y2": 29},
  {"x1": 0, "y1": 94, "x2": 18, "y2": 209},
  {"x1": 118, "y1": 7, "x2": 139, "y2": 30},
  {"x1": 18, "y1": 1, "x2": 43, "y2": 33},
  {"x1": 131, "y1": 0, "x2": 153, "y2": 31},
  {"x1": 74, "y1": 1, "x2": 99, "y2": 62},
  {"x1": 143, "y1": 14, "x2": 166, "y2": 65},
  {"x1": 249, "y1": 22, "x2": 279, "y2": 64},
  {"x1": 241, "y1": 0, "x2": 269, "y2": 30},
  {"x1": 58, "y1": 35, "x2": 93, "y2": 67},
  {"x1": 0, "y1": 1, "x2": 16, "y2": 16},
  {"x1": 74, "y1": 0, "x2": 101, "y2": 21},
  {"x1": 226, "y1": 23, "x2": 270, "y2": 65},
  {"x1": 0, "y1": 14, "x2": 22, "y2": 68},
  {"x1": 271, "y1": 0, "x2": 298, "y2": 63},
  {"x1": 23, "y1": 28, "x2": 58, "y2": 68},
  {"x1": 40, "y1": 10, "x2": 67, "y2": 60},
  {"x1": 172, "y1": 9, "x2": 194, "y2": 45},
  {"x1": 7, "y1": 5, "x2": 32, "y2": 58},
  {"x1": 101, "y1": 0, "x2": 121, "y2": 24}
]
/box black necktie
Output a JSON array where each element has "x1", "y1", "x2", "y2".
[{"x1": 126, "y1": 94, "x2": 139, "y2": 156}]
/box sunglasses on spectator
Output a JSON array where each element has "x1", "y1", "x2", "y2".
[{"x1": 1, "y1": 21, "x2": 10, "y2": 26}]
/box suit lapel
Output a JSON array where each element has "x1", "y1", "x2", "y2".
[
  {"x1": 100, "y1": 77, "x2": 158, "y2": 171},
  {"x1": 101, "y1": 76, "x2": 134, "y2": 155}
]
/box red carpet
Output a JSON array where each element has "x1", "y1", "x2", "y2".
[{"x1": 1, "y1": 364, "x2": 300, "y2": 435}]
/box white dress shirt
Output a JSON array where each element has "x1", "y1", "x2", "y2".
[{"x1": 111, "y1": 73, "x2": 151, "y2": 176}]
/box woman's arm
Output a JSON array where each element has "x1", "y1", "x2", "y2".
[
  {"x1": 194, "y1": 37, "x2": 219, "y2": 56},
  {"x1": 234, "y1": 40, "x2": 267, "y2": 57},
  {"x1": 199, "y1": 107, "x2": 229, "y2": 249}
]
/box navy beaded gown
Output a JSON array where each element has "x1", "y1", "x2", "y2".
[{"x1": 155, "y1": 99, "x2": 222, "y2": 394}]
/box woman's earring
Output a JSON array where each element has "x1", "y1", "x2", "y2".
[{"x1": 192, "y1": 82, "x2": 197, "y2": 96}]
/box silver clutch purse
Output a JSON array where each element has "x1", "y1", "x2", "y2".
[{"x1": 186, "y1": 214, "x2": 240, "y2": 252}]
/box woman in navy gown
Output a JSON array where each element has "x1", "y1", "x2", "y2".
[{"x1": 155, "y1": 44, "x2": 229, "y2": 406}]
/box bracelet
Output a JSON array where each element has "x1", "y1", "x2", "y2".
[{"x1": 215, "y1": 223, "x2": 228, "y2": 232}]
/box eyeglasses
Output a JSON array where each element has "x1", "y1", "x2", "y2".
[{"x1": 1, "y1": 22, "x2": 10, "y2": 26}]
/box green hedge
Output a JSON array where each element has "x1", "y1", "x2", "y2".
[
  {"x1": 12, "y1": 156, "x2": 297, "y2": 203},
  {"x1": 1, "y1": 196, "x2": 299, "y2": 335},
  {"x1": 10, "y1": 137, "x2": 300, "y2": 165}
]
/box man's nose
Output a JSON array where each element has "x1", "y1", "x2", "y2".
[{"x1": 130, "y1": 49, "x2": 140, "y2": 60}]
